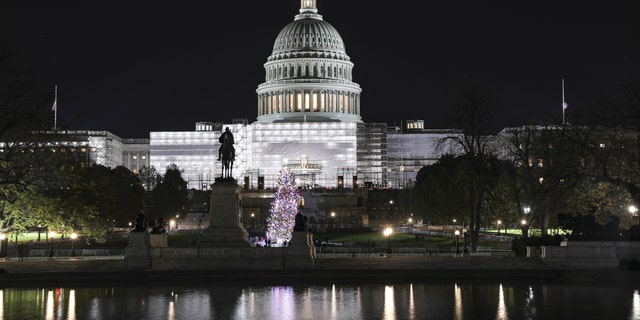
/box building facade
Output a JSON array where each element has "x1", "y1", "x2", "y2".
[{"x1": 79, "y1": 1, "x2": 461, "y2": 191}]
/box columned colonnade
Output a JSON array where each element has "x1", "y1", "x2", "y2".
[{"x1": 258, "y1": 90, "x2": 360, "y2": 117}]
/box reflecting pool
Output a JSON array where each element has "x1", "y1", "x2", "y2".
[{"x1": 1, "y1": 281, "x2": 639, "y2": 319}]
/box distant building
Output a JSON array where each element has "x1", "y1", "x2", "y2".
[
  {"x1": 387, "y1": 123, "x2": 463, "y2": 189},
  {"x1": 23, "y1": 2, "x2": 467, "y2": 192},
  {"x1": 41, "y1": 130, "x2": 124, "y2": 168},
  {"x1": 122, "y1": 138, "x2": 149, "y2": 174},
  {"x1": 143, "y1": 1, "x2": 389, "y2": 189},
  {"x1": 130, "y1": 1, "x2": 464, "y2": 190}
]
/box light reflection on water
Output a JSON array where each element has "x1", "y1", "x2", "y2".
[
  {"x1": 497, "y1": 284, "x2": 507, "y2": 320},
  {"x1": 0, "y1": 282, "x2": 639, "y2": 319}
]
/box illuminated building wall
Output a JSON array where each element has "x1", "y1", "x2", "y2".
[
  {"x1": 122, "y1": 139, "x2": 150, "y2": 174},
  {"x1": 386, "y1": 128, "x2": 463, "y2": 189},
  {"x1": 357, "y1": 123, "x2": 387, "y2": 189},
  {"x1": 44, "y1": 130, "x2": 124, "y2": 169},
  {"x1": 150, "y1": 130, "x2": 218, "y2": 190},
  {"x1": 246, "y1": 122, "x2": 358, "y2": 189}
]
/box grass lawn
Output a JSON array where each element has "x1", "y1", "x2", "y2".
[{"x1": 313, "y1": 231, "x2": 511, "y2": 250}]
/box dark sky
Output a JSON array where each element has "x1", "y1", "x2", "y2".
[{"x1": 1, "y1": 1, "x2": 637, "y2": 138}]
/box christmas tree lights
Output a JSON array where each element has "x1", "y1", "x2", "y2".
[{"x1": 266, "y1": 165, "x2": 300, "y2": 245}]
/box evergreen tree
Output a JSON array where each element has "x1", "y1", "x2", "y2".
[{"x1": 266, "y1": 165, "x2": 300, "y2": 245}]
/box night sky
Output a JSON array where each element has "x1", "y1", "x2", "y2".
[{"x1": 2, "y1": 1, "x2": 637, "y2": 138}]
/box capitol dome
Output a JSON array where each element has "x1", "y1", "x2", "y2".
[
  {"x1": 257, "y1": 0, "x2": 362, "y2": 123},
  {"x1": 268, "y1": 13, "x2": 349, "y2": 62}
]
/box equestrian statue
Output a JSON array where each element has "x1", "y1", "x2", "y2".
[{"x1": 218, "y1": 127, "x2": 235, "y2": 179}]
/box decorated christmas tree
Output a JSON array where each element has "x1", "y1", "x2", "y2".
[{"x1": 266, "y1": 165, "x2": 300, "y2": 245}]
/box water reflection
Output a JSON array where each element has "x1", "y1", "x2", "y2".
[
  {"x1": 496, "y1": 284, "x2": 507, "y2": 320},
  {"x1": 67, "y1": 290, "x2": 75, "y2": 320},
  {"x1": 383, "y1": 285, "x2": 395, "y2": 320},
  {"x1": 454, "y1": 283, "x2": 463, "y2": 319},
  {"x1": 45, "y1": 290, "x2": 53, "y2": 320},
  {"x1": 408, "y1": 284, "x2": 415, "y2": 320},
  {"x1": 632, "y1": 290, "x2": 640, "y2": 320},
  {"x1": 1, "y1": 282, "x2": 638, "y2": 319}
]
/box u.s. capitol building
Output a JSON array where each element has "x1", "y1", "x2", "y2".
[{"x1": 57, "y1": 1, "x2": 461, "y2": 190}]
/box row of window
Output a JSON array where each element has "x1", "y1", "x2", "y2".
[
  {"x1": 258, "y1": 91, "x2": 359, "y2": 115},
  {"x1": 0, "y1": 147, "x2": 94, "y2": 153},
  {"x1": 265, "y1": 62, "x2": 352, "y2": 82}
]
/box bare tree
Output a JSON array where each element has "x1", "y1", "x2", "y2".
[{"x1": 435, "y1": 82, "x2": 498, "y2": 251}]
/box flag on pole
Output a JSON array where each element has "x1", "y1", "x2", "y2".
[
  {"x1": 562, "y1": 78, "x2": 567, "y2": 125},
  {"x1": 52, "y1": 85, "x2": 57, "y2": 111},
  {"x1": 52, "y1": 85, "x2": 58, "y2": 130}
]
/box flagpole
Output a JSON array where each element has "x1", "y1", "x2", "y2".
[
  {"x1": 562, "y1": 78, "x2": 565, "y2": 125},
  {"x1": 53, "y1": 85, "x2": 58, "y2": 131}
]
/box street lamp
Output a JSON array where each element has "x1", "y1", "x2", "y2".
[
  {"x1": 48, "y1": 231, "x2": 56, "y2": 258},
  {"x1": 463, "y1": 229, "x2": 468, "y2": 253},
  {"x1": 70, "y1": 232, "x2": 78, "y2": 257},
  {"x1": 454, "y1": 230, "x2": 460, "y2": 254},
  {"x1": 629, "y1": 206, "x2": 639, "y2": 225},
  {"x1": 251, "y1": 213, "x2": 255, "y2": 228},
  {"x1": 497, "y1": 220, "x2": 502, "y2": 235},
  {"x1": 521, "y1": 219, "x2": 529, "y2": 238},
  {"x1": 331, "y1": 212, "x2": 336, "y2": 226},
  {"x1": 383, "y1": 227, "x2": 393, "y2": 254},
  {"x1": 453, "y1": 218, "x2": 457, "y2": 229},
  {"x1": 0, "y1": 233, "x2": 6, "y2": 260}
]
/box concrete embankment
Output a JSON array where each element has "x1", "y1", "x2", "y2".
[{"x1": 2, "y1": 256, "x2": 637, "y2": 287}]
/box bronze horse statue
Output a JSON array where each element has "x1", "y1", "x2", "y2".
[{"x1": 219, "y1": 133, "x2": 235, "y2": 179}]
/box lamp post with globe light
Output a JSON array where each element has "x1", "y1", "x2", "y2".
[
  {"x1": 383, "y1": 227, "x2": 393, "y2": 254},
  {"x1": 454, "y1": 230, "x2": 460, "y2": 255},
  {"x1": 70, "y1": 232, "x2": 78, "y2": 257},
  {"x1": 521, "y1": 219, "x2": 529, "y2": 238},
  {"x1": 497, "y1": 220, "x2": 502, "y2": 235},
  {"x1": 0, "y1": 233, "x2": 6, "y2": 260},
  {"x1": 48, "y1": 231, "x2": 56, "y2": 258},
  {"x1": 629, "y1": 206, "x2": 639, "y2": 225}
]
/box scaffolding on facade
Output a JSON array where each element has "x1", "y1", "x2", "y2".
[
  {"x1": 231, "y1": 119, "x2": 248, "y2": 181},
  {"x1": 357, "y1": 123, "x2": 387, "y2": 189}
]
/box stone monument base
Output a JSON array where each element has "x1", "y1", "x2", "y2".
[
  {"x1": 125, "y1": 232, "x2": 151, "y2": 269},
  {"x1": 150, "y1": 234, "x2": 168, "y2": 247},
  {"x1": 198, "y1": 178, "x2": 252, "y2": 247},
  {"x1": 283, "y1": 231, "x2": 315, "y2": 268},
  {"x1": 200, "y1": 227, "x2": 251, "y2": 247}
]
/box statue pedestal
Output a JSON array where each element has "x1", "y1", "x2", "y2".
[
  {"x1": 284, "y1": 231, "x2": 316, "y2": 268},
  {"x1": 124, "y1": 232, "x2": 151, "y2": 269},
  {"x1": 150, "y1": 234, "x2": 168, "y2": 247},
  {"x1": 200, "y1": 179, "x2": 251, "y2": 247}
]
